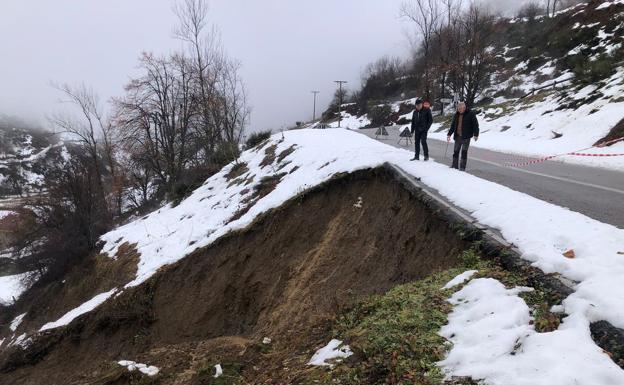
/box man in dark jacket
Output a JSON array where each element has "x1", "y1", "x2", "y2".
[
  {"x1": 447, "y1": 102, "x2": 479, "y2": 170},
  {"x1": 410, "y1": 98, "x2": 433, "y2": 161}
]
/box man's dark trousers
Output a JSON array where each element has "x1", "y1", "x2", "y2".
[
  {"x1": 452, "y1": 137, "x2": 471, "y2": 170},
  {"x1": 414, "y1": 130, "x2": 429, "y2": 159}
]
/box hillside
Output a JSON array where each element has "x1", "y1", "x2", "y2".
[
  {"x1": 0, "y1": 129, "x2": 623, "y2": 384},
  {"x1": 2, "y1": 1, "x2": 624, "y2": 384},
  {"x1": 318, "y1": 0, "x2": 624, "y2": 170},
  {"x1": 0, "y1": 116, "x2": 68, "y2": 197}
]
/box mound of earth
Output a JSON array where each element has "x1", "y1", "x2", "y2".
[{"x1": 0, "y1": 167, "x2": 471, "y2": 384}]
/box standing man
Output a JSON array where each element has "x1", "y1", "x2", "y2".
[
  {"x1": 447, "y1": 102, "x2": 479, "y2": 170},
  {"x1": 410, "y1": 98, "x2": 433, "y2": 161}
]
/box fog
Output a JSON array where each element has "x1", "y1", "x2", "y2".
[
  {"x1": 0, "y1": 0, "x2": 410, "y2": 132},
  {"x1": 0, "y1": 0, "x2": 549, "y2": 133}
]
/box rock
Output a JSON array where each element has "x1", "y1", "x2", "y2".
[{"x1": 563, "y1": 249, "x2": 575, "y2": 259}]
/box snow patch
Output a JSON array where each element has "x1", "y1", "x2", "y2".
[
  {"x1": 0, "y1": 273, "x2": 31, "y2": 305},
  {"x1": 9, "y1": 313, "x2": 27, "y2": 332},
  {"x1": 40, "y1": 289, "x2": 118, "y2": 331},
  {"x1": 308, "y1": 339, "x2": 353, "y2": 368},
  {"x1": 439, "y1": 278, "x2": 624, "y2": 384},
  {"x1": 213, "y1": 364, "x2": 223, "y2": 378},
  {"x1": 117, "y1": 360, "x2": 159, "y2": 376}
]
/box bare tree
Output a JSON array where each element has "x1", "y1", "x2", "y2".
[
  {"x1": 114, "y1": 0, "x2": 249, "y2": 198},
  {"x1": 49, "y1": 83, "x2": 116, "y2": 215},
  {"x1": 546, "y1": 0, "x2": 561, "y2": 17},
  {"x1": 434, "y1": 0, "x2": 463, "y2": 114},
  {"x1": 517, "y1": 2, "x2": 545, "y2": 18},
  {"x1": 114, "y1": 52, "x2": 197, "y2": 192},
  {"x1": 173, "y1": 0, "x2": 248, "y2": 165},
  {"x1": 455, "y1": 4, "x2": 496, "y2": 105},
  {"x1": 401, "y1": 0, "x2": 442, "y2": 100}
]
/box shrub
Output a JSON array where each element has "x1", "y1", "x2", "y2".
[
  {"x1": 569, "y1": 54, "x2": 617, "y2": 84},
  {"x1": 245, "y1": 130, "x2": 272, "y2": 149},
  {"x1": 367, "y1": 105, "x2": 393, "y2": 127}
]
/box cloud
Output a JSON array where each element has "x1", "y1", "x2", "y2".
[{"x1": 479, "y1": 0, "x2": 541, "y2": 16}]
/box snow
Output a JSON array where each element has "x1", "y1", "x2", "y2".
[
  {"x1": 441, "y1": 270, "x2": 478, "y2": 290},
  {"x1": 0, "y1": 273, "x2": 31, "y2": 305},
  {"x1": 39, "y1": 289, "x2": 118, "y2": 331},
  {"x1": 328, "y1": 111, "x2": 371, "y2": 129},
  {"x1": 29, "y1": 127, "x2": 621, "y2": 380},
  {"x1": 9, "y1": 313, "x2": 26, "y2": 332},
  {"x1": 439, "y1": 278, "x2": 624, "y2": 385},
  {"x1": 93, "y1": 129, "x2": 624, "y2": 335},
  {"x1": 213, "y1": 364, "x2": 223, "y2": 378},
  {"x1": 308, "y1": 339, "x2": 353, "y2": 367},
  {"x1": 429, "y1": 67, "x2": 624, "y2": 170},
  {"x1": 7, "y1": 333, "x2": 32, "y2": 349},
  {"x1": 597, "y1": 0, "x2": 624, "y2": 10},
  {"x1": 0, "y1": 210, "x2": 15, "y2": 220},
  {"x1": 117, "y1": 360, "x2": 159, "y2": 376}
]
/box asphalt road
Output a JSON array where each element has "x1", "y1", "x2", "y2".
[{"x1": 360, "y1": 127, "x2": 624, "y2": 229}]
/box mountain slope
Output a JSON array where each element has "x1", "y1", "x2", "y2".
[
  {"x1": 0, "y1": 116, "x2": 67, "y2": 197},
  {"x1": 1, "y1": 129, "x2": 624, "y2": 384},
  {"x1": 320, "y1": 0, "x2": 624, "y2": 170}
]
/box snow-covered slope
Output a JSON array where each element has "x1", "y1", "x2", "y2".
[
  {"x1": 12, "y1": 128, "x2": 624, "y2": 383},
  {"x1": 427, "y1": 67, "x2": 624, "y2": 170},
  {"x1": 0, "y1": 119, "x2": 67, "y2": 196},
  {"x1": 318, "y1": 0, "x2": 624, "y2": 170}
]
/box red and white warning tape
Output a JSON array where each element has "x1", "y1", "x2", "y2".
[
  {"x1": 502, "y1": 136, "x2": 624, "y2": 168},
  {"x1": 567, "y1": 152, "x2": 624, "y2": 157}
]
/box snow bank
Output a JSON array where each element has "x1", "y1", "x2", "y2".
[
  {"x1": 39, "y1": 289, "x2": 118, "y2": 331},
  {"x1": 308, "y1": 339, "x2": 353, "y2": 367},
  {"x1": 96, "y1": 129, "x2": 624, "y2": 332},
  {"x1": 0, "y1": 273, "x2": 31, "y2": 305},
  {"x1": 439, "y1": 278, "x2": 624, "y2": 384},
  {"x1": 328, "y1": 111, "x2": 371, "y2": 129},
  {"x1": 34, "y1": 128, "x2": 624, "y2": 381},
  {"x1": 429, "y1": 68, "x2": 624, "y2": 171}
]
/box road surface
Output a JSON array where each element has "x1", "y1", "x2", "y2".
[{"x1": 360, "y1": 127, "x2": 624, "y2": 229}]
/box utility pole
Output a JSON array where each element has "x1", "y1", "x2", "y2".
[
  {"x1": 334, "y1": 80, "x2": 347, "y2": 128},
  {"x1": 311, "y1": 91, "x2": 320, "y2": 121}
]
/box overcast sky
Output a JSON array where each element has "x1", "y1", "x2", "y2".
[{"x1": 0, "y1": 0, "x2": 530, "y2": 132}]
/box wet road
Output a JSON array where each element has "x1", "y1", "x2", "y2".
[{"x1": 360, "y1": 127, "x2": 624, "y2": 229}]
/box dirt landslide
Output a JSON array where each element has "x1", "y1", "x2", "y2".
[{"x1": 0, "y1": 167, "x2": 471, "y2": 385}]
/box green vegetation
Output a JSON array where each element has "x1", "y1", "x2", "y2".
[
  {"x1": 568, "y1": 54, "x2": 619, "y2": 84},
  {"x1": 367, "y1": 104, "x2": 393, "y2": 127},
  {"x1": 314, "y1": 247, "x2": 563, "y2": 385},
  {"x1": 328, "y1": 249, "x2": 489, "y2": 385},
  {"x1": 483, "y1": 100, "x2": 517, "y2": 121},
  {"x1": 433, "y1": 114, "x2": 453, "y2": 132},
  {"x1": 245, "y1": 130, "x2": 273, "y2": 150},
  {"x1": 225, "y1": 162, "x2": 249, "y2": 181},
  {"x1": 332, "y1": 269, "x2": 462, "y2": 384}
]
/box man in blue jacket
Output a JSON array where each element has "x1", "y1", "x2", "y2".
[
  {"x1": 410, "y1": 98, "x2": 433, "y2": 161},
  {"x1": 447, "y1": 102, "x2": 479, "y2": 170}
]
